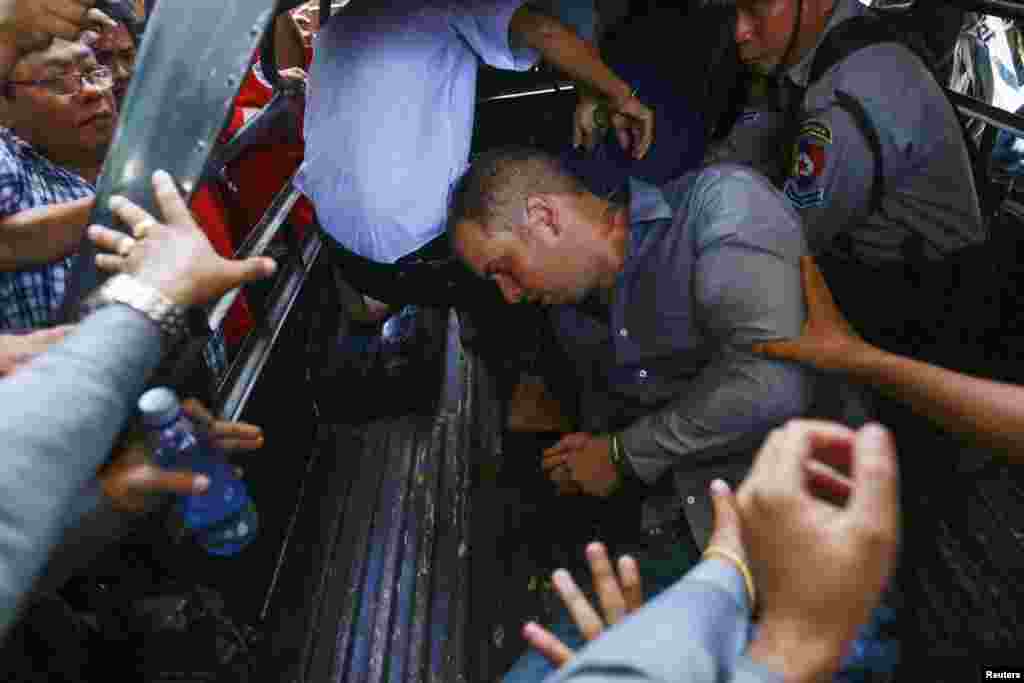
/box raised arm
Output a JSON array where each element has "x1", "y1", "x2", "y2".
[
  {"x1": 756, "y1": 255, "x2": 1024, "y2": 463},
  {"x1": 0, "y1": 0, "x2": 114, "y2": 81},
  {"x1": 508, "y1": 4, "x2": 652, "y2": 158},
  {"x1": 0, "y1": 198, "x2": 93, "y2": 270}
]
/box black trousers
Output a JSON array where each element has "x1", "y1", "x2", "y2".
[
  {"x1": 320, "y1": 228, "x2": 549, "y2": 394},
  {"x1": 319, "y1": 229, "x2": 502, "y2": 310}
]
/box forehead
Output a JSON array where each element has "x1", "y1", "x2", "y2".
[
  {"x1": 14, "y1": 40, "x2": 95, "y2": 76},
  {"x1": 453, "y1": 220, "x2": 509, "y2": 273}
]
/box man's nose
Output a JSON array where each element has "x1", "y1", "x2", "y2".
[
  {"x1": 735, "y1": 11, "x2": 755, "y2": 44},
  {"x1": 77, "y1": 79, "x2": 109, "y2": 101}
]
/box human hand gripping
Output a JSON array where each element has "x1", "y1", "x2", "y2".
[
  {"x1": 573, "y1": 93, "x2": 604, "y2": 152},
  {"x1": 86, "y1": 170, "x2": 277, "y2": 307},
  {"x1": 542, "y1": 432, "x2": 619, "y2": 497},
  {"x1": 100, "y1": 398, "x2": 264, "y2": 513},
  {"x1": 738, "y1": 420, "x2": 900, "y2": 681},
  {"x1": 0, "y1": 0, "x2": 114, "y2": 57},
  {"x1": 607, "y1": 92, "x2": 654, "y2": 160},
  {"x1": 753, "y1": 256, "x2": 870, "y2": 373}
]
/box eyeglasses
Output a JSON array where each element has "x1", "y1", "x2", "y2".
[
  {"x1": 93, "y1": 48, "x2": 136, "y2": 74},
  {"x1": 3, "y1": 67, "x2": 114, "y2": 98}
]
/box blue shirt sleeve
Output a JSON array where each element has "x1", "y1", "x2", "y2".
[
  {"x1": 449, "y1": 0, "x2": 540, "y2": 71},
  {"x1": 544, "y1": 558, "x2": 764, "y2": 683}
]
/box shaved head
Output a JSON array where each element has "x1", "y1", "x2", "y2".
[{"x1": 448, "y1": 146, "x2": 585, "y2": 239}]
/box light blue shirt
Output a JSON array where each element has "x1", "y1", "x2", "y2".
[
  {"x1": 545, "y1": 558, "x2": 783, "y2": 683},
  {"x1": 296, "y1": 0, "x2": 539, "y2": 264}
]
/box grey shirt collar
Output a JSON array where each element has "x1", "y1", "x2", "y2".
[{"x1": 786, "y1": 0, "x2": 865, "y2": 87}]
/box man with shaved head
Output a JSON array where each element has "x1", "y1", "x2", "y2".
[{"x1": 449, "y1": 146, "x2": 843, "y2": 682}]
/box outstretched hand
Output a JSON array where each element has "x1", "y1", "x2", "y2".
[
  {"x1": 0, "y1": 0, "x2": 112, "y2": 52},
  {"x1": 100, "y1": 399, "x2": 264, "y2": 513},
  {"x1": 524, "y1": 542, "x2": 643, "y2": 668},
  {"x1": 0, "y1": 0, "x2": 114, "y2": 80},
  {"x1": 87, "y1": 170, "x2": 277, "y2": 307},
  {"x1": 753, "y1": 256, "x2": 867, "y2": 372}
]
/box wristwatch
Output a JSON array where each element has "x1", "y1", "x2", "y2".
[{"x1": 82, "y1": 273, "x2": 190, "y2": 348}]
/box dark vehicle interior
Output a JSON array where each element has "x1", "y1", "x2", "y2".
[{"x1": 3, "y1": 0, "x2": 1024, "y2": 681}]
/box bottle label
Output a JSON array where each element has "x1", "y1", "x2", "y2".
[{"x1": 198, "y1": 501, "x2": 259, "y2": 556}]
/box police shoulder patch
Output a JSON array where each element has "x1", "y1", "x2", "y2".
[
  {"x1": 783, "y1": 179, "x2": 827, "y2": 209},
  {"x1": 783, "y1": 137, "x2": 829, "y2": 209},
  {"x1": 798, "y1": 119, "x2": 833, "y2": 145}
]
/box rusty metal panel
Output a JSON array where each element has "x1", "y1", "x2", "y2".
[{"x1": 61, "y1": 0, "x2": 281, "y2": 316}]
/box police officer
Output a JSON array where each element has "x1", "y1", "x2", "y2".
[
  {"x1": 721, "y1": 0, "x2": 985, "y2": 350},
  {"x1": 731, "y1": 2, "x2": 1019, "y2": 676}
]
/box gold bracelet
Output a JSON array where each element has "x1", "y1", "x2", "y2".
[{"x1": 703, "y1": 545, "x2": 756, "y2": 612}]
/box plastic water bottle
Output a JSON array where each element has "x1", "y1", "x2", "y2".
[{"x1": 138, "y1": 387, "x2": 259, "y2": 556}]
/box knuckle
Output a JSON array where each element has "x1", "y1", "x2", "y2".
[{"x1": 856, "y1": 521, "x2": 897, "y2": 553}]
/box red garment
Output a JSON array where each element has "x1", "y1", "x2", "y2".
[
  {"x1": 189, "y1": 183, "x2": 256, "y2": 347},
  {"x1": 223, "y1": 52, "x2": 315, "y2": 244},
  {"x1": 187, "y1": 47, "x2": 319, "y2": 348}
]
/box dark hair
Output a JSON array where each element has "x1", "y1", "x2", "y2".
[
  {"x1": 448, "y1": 146, "x2": 585, "y2": 238},
  {"x1": 94, "y1": 0, "x2": 144, "y2": 44}
]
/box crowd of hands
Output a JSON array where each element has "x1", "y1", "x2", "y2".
[
  {"x1": 527, "y1": 419, "x2": 899, "y2": 680},
  {"x1": 0, "y1": 1, "x2": 938, "y2": 679}
]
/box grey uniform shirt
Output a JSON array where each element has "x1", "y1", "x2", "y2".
[
  {"x1": 715, "y1": 0, "x2": 985, "y2": 266},
  {"x1": 545, "y1": 557, "x2": 782, "y2": 683},
  {"x1": 550, "y1": 166, "x2": 813, "y2": 532}
]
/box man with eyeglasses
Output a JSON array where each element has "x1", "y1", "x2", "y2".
[
  {"x1": 90, "y1": 0, "x2": 140, "y2": 108},
  {"x1": 0, "y1": 37, "x2": 116, "y2": 334}
]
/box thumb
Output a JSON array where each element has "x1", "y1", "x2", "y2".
[
  {"x1": 707, "y1": 479, "x2": 744, "y2": 557},
  {"x1": 221, "y1": 256, "x2": 278, "y2": 289},
  {"x1": 751, "y1": 339, "x2": 800, "y2": 361}
]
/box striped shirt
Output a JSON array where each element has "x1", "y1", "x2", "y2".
[{"x1": 0, "y1": 129, "x2": 93, "y2": 330}]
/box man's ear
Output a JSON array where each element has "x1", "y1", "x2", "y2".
[{"x1": 524, "y1": 194, "x2": 560, "y2": 242}]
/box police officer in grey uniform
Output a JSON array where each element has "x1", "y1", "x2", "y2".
[
  {"x1": 720, "y1": 0, "x2": 985, "y2": 351},
  {"x1": 725, "y1": 2, "x2": 1018, "y2": 675}
]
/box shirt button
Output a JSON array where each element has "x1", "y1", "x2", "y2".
[
  {"x1": 637, "y1": 369, "x2": 648, "y2": 380},
  {"x1": 618, "y1": 328, "x2": 629, "y2": 338}
]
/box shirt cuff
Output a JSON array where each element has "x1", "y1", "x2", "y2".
[
  {"x1": 733, "y1": 654, "x2": 786, "y2": 683},
  {"x1": 619, "y1": 416, "x2": 667, "y2": 485},
  {"x1": 689, "y1": 557, "x2": 753, "y2": 616}
]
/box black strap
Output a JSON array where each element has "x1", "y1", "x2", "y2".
[
  {"x1": 781, "y1": 12, "x2": 943, "y2": 253},
  {"x1": 834, "y1": 89, "x2": 885, "y2": 215},
  {"x1": 807, "y1": 14, "x2": 929, "y2": 85}
]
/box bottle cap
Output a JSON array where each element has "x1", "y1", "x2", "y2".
[{"x1": 138, "y1": 387, "x2": 182, "y2": 428}]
